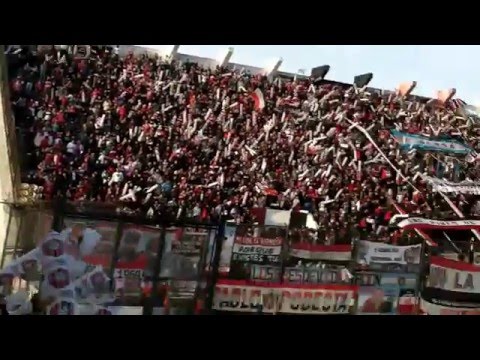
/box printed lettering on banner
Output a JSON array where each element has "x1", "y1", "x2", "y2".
[
  {"x1": 213, "y1": 280, "x2": 357, "y2": 314},
  {"x1": 355, "y1": 241, "x2": 421, "y2": 272},
  {"x1": 397, "y1": 217, "x2": 480, "y2": 231},
  {"x1": 424, "y1": 175, "x2": 480, "y2": 195},
  {"x1": 250, "y1": 265, "x2": 281, "y2": 282},
  {"x1": 428, "y1": 257, "x2": 480, "y2": 294},
  {"x1": 229, "y1": 225, "x2": 286, "y2": 279},
  {"x1": 283, "y1": 267, "x2": 348, "y2": 284}
]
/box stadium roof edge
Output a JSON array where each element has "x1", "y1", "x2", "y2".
[{"x1": 52, "y1": 45, "x2": 436, "y2": 104}]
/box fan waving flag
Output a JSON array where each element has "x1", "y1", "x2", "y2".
[{"x1": 252, "y1": 88, "x2": 266, "y2": 110}]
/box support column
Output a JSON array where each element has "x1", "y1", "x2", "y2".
[{"x1": 0, "y1": 45, "x2": 22, "y2": 266}]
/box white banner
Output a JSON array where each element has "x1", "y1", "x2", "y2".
[
  {"x1": 420, "y1": 298, "x2": 480, "y2": 315},
  {"x1": 231, "y1": 233, "x2": 283, "y2": 265},
  {"x1": 423, "y1": 175, "x2": 480, "y2": 195},
  {"x1": 356, "y1": 241, "x2": 422, "y2": 269},
  {"x1": 428, "y1": 256, "x2": 480, "y2": 294},
  {"x1": 232, "y1": 243, "x2": 282, "y2": 258},
  {"x1": 398, "y1": 218, "x2": 480, "y2": 231},
  {"x1": 213, "y1": 280, "x2": 357, "y2": 314}
]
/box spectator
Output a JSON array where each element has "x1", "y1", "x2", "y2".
[{"x1": 11, "y1": 45, "x2": 480, "y2": 246}]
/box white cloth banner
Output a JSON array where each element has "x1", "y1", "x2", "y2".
[
  {"x1": 231, "y1": 235, "x2": 283, "y2": 264},
  {"x1": 356, "y1": 241, "x2": 422, "y2": 266},
  {"x1": 428, "y1": 256, "x2": 480, "y2": 294},
  {"x1": 213, "y1": 280, "x2": 356, "y2": 314},
  {"x1": 423, "y1": 175, "x2": 480, "y2": 195},
  {"x1": 398, "y1": 218, "x2": 480, "y2": 231}
]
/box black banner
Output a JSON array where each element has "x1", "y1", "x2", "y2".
[{"x1": 229, "y1": 225, "x2": 286, "y2": 280}]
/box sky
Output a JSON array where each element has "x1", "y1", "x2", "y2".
[{"x1": 138, "y1": 45, "x2": 480, "y2": 105}]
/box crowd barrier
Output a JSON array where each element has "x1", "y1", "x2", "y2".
[{"x1": 3, "y1": 201, "x2": 480, "y2": 314}]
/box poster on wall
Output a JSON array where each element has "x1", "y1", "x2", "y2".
[
  {"x1": 160, "y1": 227, "x2": 208, "y2": 279},
  {"x1": 63, "y1": 218, "x2": 117, "y2": 274},
  {"x1": 158, "y1": 227, "x2": 209, "y2": 299},
  {"x1": 112, "y1": 225, "x2": 161, "y2": 306},
  {"x1": 63, "y1": 220, "x2": 161, "y2": 305},
  {"x1": 355, "y1": 273, "x2": 418, "y2": 315},
  {"x1": 355, "y1": 241, "x2": 422, "y2": 272},
  {"x1": 213, "y1": 280, "x2": 357, "y2": 314},
  {"x1": 229, "y1": 225, "x2": 286, "y2": 280}
]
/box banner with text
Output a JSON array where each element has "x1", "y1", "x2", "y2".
[
  {"x1": 282, "y1": 266, "x2": 350, "y2": 285},
  {"x1": 249, "y1": 265, "x2": 282, "y2": 283},
  {"x1": 229, "y1": 225, "x2": 286, "y2": 280},
  {"x1": 213, "y1": 280, "x2": 357, "y2": 314},
  {"x1": 355, "y1": 241, "x2": 422, "y2": 273},
  {"x1": 428, "y1": 256, "x2": 480, "y2": 295},
  {"x1": 391, "y1": 130, "x2": 472, "y2": 155},
  {"x1": 398, "y1": 218, "x2": 480, "y2": 231},
  {"x1": 424, "y1": 175, "x2": 480, "y2": 195}
]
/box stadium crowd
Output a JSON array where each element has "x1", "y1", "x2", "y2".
[{"x1": 8, "y1": 45, "x2": 480, "y2": 244}]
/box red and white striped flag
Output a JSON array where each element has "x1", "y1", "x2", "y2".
[
  {"x1": 392, "y1": 203, "x2": 437, "y2": 247},
  {"x1": 251, "y1": 88, "x2": 265, "y2": 110}
]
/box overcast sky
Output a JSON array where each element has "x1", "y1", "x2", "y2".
[{"x1": 138, "y1": 45, "x2": 480, "y2": 105}]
